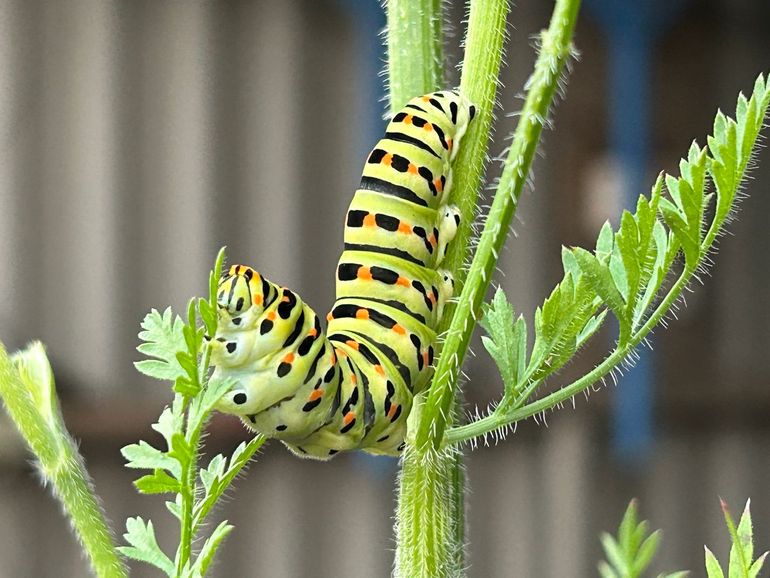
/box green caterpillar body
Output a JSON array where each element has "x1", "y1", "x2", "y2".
[{"x1": 211, "y1": 91, "x2": 475, "y2": 459}]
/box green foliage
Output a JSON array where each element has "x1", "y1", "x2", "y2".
[
  {"x1": 598, "y1": 500, "x2": 686, "y2": 578},
  {"x1": 704, "y1": 500, "x2": 768, "y2": 578},
  {"x1": 601, "y1": 499, "x2": 769, "y2": 578},
  {"x1": 447, "y1": 72, "x2": 770, "y2": 446},
  {"x1": 122, "y1": 517, "x2": 175, "y2": 576},
  {"x1": 480, "y1": 288, "x2": 527, "y2": 398},
  {"x1": 135, "y1": 308, "x2": 187, "y2": 382},
  {"x1": 120, "y1": 248, "x2": 266, "y2": 577}
]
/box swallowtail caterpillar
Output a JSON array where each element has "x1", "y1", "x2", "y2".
[{"x1": 210, "y1": 91, "x2": 476, "y2": 459}]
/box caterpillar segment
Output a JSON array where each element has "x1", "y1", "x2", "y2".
[{"x1": 211, "y1": 91, "x2": 476, "y2": 459}]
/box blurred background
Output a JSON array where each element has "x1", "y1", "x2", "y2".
[{"x1": 0, "y1": 0, "x2": 768, "y2": 576}]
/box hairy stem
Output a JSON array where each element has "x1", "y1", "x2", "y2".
[
  {"x1": 394, "y1": 448, "x2": 461, "y2": 578},
  {"x1": 176, "y1": 413, "x2": 197, "y2": 576},
  {"x1": 440, "y1": 0, "x2": 511, "y2": 290},
  {"x1": 386, "y1": 0, "x2": 444, "y2": 112},
  {"x1": 445, "y1": 266, "x2": 693, "y2": 445},
  {"x1": 0, "y1": 342, "x2": 128, "y2": 578},
  {"x1": 432, "y1": 0, "x2": 510, "y2": 570},
  {"x1": 417, "y1": 0, "x2": 582, "y2": 450}
]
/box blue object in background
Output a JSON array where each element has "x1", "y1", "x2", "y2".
[{"x1": 584, "y1": 0, "x2": 688, "y2": 463}]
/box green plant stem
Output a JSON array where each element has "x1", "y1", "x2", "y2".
[
  {"x1": 49, "y1": 438, "x2": 129, "y2": 578},
  {"x1": 0, "y1": 343, "x2": 128, "y2": 578},
  {"x1": 441, "y1": 0, "x2": 511, "y2": 291},
  {"x1": 417, "y1": 0, "x2": 582, "y2": 450},
  {"x1": 192, "y1": 435, "x2": 265, "y2": 529},
  {"x1": 176, "y1": 415, "x2": 197, "y2": 576},
  {"x1": 445, "y1": 266, "x2": 693, "y2": 444},
  {"x1": 395, "y1": 448, "x2": 460, "y2": 577},
  {"x1": 434, "y1": 0, "x2": 511, "y2": 570},
  {"x1": 175, "y1": 350, "x2": 210, "y2": 575},
  {"x1": 386, "y1": 0, "x2": 443, "y2": 112}
]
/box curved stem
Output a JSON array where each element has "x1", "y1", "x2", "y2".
[
  {"x1": 445, "y1": 266, "x2": 693, "y2": 445},
  {"x1": 417, "y1": 0, "x2": 582, "y2": 450},
  {"x1": 0, "y1": 343, "x2": 128, "y2": 578}
]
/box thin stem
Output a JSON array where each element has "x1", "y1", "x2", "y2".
[
  {"x1": 435, "y1": 1, "x2": 511, "y2": 569},
  {"x1": 52, "y1": 442, "x2": 129, "y2": 578},
  {"x1": 394, "y1": 448, "x2": 459, "y2": 577},
  {"x1": 386, "y1": 0, "x2": 443, "y2": 112},
  {"x1": 417, "y1": 0, "x2": 582, "y2": 450},
  {"x1": 176, "y1": 396, "x2": 198, "y2": 577},
  {"x1": 192, "y1": 435, "x2": 265, "y2": 529},
  {"x1": 445, "y1": 266, "x2": 693, "y2": 445}
]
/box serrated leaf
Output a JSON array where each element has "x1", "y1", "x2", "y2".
[
  {"x1": 166, "y1": 496, "x2": 182, "y2": 520},
  {"x1": 480, "y1": 288, "x2": 528, "y2": 395},
  {"x1": 229, "y1": 440, "x2": 249, "y2": 469},
  {"x1": 134, "y1": 360, "x2": 179, "y2": 382},
  {"x1": 708, "y1": 74, "x2": 770, "y2": 233},
  {"x1": 184, "y1": 299, "x2": 201, "y2": 349},
  {"x1": 609, "y1": 242, "x2": 629, "y2": 304},
  {"x1": 561, "y1": 245, "x2": 581, "y2": 281},
  {"x1": 596, "y1": 221, "x2": 614, "y2": 262},
  {"x1": 118, "y1": 517, "x2": 174, "y2": 576},
  {"x1": 200, "y1": 454, "x2": 227, "y2": 494},
  {"x1": 151, "y1": 407, "x2": 179, "y2": 451},
  {"x1": 193, "y1": 435, "x2": 265, "y2": 530},
  {"x1": 135, "y1": 308, "x2": 187, "y2": 381},
  {"x1": 599, "y1": 500, "x2": 680, "y2": 578},
  {"x1": 572, "y1": 248, "x2": 626, "y2": 323},
  {"x1": 198, "y1": 298, "x2": 216, "y2": 338},
  {"x1": 576, "y1": 310, "x2": 607, "y2": 349},
  {"x1": 526, "y1": 271, "x2": 600, "y2": 385},
  {"x1": 121, "y1": 441, "x2": 181, "y2": 478},
  {"x1": 134, "y1": 470, "x2": 181, "y2": 494},
  {"x1": 191, "y1": 520, "x2": 234, "y2": 576},
  {"x1": 705, "y1": 546, "x2": 726, "y2": 578},
  {"x1": 659, "y1": 197, "x2": 699, "y2": 269},
  {"x1": 174, "y1": 376, "x2": 200, "y2": 397},
  {"x1": 633, "y1": 220, "x2": 669, "y2": 328},
  {"x1": 169, "y1": 432, "x2": 193, "y2": 470},
  {"x1": 187, "y1": 376, "x2": 234, "y2": 433},
  {"x1": 176, "y1": 351, "x2": 199, "y2": 380},
  {"x1": 726, "y1": 499, "x2": 753, "y2": 578},
  {"x1": 615, "y1": 210, "x2": 641, "y2": 308}
]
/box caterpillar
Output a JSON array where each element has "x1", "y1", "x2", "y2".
[{"x1": 210, "y1": 91, "x2": 476, "y2": 459}]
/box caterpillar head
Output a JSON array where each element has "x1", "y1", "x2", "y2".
[{"x1": 216, "y1": 265, "x2": 269, "y2": 329}]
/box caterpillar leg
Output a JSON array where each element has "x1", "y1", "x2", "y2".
[
  {"x1": 437, "y1": 204, "x2": 461, "y2": 263},
  {"x1": 436, "y1": 269, "x2": 455, "y2": 321}
]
